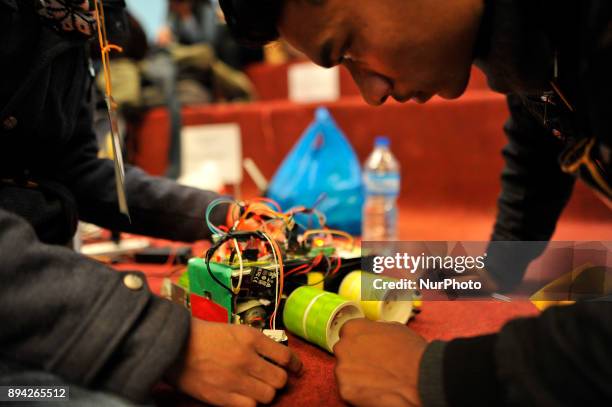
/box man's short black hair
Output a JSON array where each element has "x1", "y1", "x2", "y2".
[{"x1": 219, "y1": 0, "x2": 285, "y2": 47}]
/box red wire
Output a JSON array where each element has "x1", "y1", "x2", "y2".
[
  {"x1": 162, "y1": 245, "x2": 178, "y2": 268},
  {"x1": 284, "y1": 253, "x2": 327, "y2": 279},
  {"x1": 285, "y1": 264, "x2": 310, "y2": 277},
  {"x1": 331, "y1": 256, "x2": 342, "y2": 275}
]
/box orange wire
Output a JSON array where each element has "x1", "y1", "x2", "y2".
[
  {"x1": 93, "y1": 0, "x2": 124, "y2": 96},
  {"x1": 267, "y1": 236, "x2": 284, "y2": 329},
  {"x1": 250, "y1": 197, "x2": 283, "y2": 212}
]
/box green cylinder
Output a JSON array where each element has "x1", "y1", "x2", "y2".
[{"x1": 283, "y1": 286, "x2": 363, "y2": 352}]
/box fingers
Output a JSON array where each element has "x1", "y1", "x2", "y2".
[
  {"x1": 224, "y1": 393, "x2": 257, "y2": 407},
  {"x1": 235, "y1": 374, "x2": 277, "y2": 404},
  {"x1": 192, "y1": 368, "x2": 275, "y2": 406},
  {"x1": 179, "y1": 323, "x2": 295, "y2": 406},
  {"x1": 339, "y1": 317, "x2": 370, "y2": 338},
  {"x1": 248, "y1": 355, "x2": 289, "y2": 389},
  {"x1": 208, "y1": 389, "x2": 257, "y2": 407},
  {"x1": 254, "y1": 335, "x2": 303, "y2": 374},
  {"x1": 335, "y1": 318, "x2": 370, "y2": 356},
  {"x1": 336, "y1": 365, "x2": 416, "y2": 407},
  {"x1": 189, "y1": 383, "x2": 257, "y2": 407},
  {"x1": 338, "y1": 386, "x2": 412, "y2": 407}
]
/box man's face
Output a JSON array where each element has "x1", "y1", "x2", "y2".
[{"x1": 278, "y1": 0, "x2": 484, "y2": 105}]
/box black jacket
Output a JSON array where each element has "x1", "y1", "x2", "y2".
[
  {"x1": 481, "y1": 0, "x2": 612, "y2": 288},
  {"x1": 419, "y1": 1, "x2": 612, "y2": 406},
  {"x1": 0, "y1": 0, "x2": 222, "y2": 402}
]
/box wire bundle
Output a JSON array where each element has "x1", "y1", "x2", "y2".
[{"x1": 202, "y1": 197, "x2": 354, "y2": 329}]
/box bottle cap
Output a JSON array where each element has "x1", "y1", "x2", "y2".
[
  {"x1": 375, "y1": 136, "x2": 390, "y2": 147},
  {"x1": 315, "y1": 107, "x2": 331, "y2": 122}
]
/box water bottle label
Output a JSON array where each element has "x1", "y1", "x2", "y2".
[{"x1": 365, "y1": 173, "x2": 401, "y2": 196}]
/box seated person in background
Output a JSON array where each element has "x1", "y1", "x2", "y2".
[
  {"x1": 0, "y1": 1, "x2": 300, "y2": 406},
  {"x1": 153, "y1": 0, "x2": 257, "y2": 178},
  {"x1": 158, "y1": 0, "x2": 219, "y2": 47},
  {"x1": 158, "y1": 0, "x2": 263, "y2": 70},
  {"x1": 219, "y1": 0, "x2": 612, "y2": 406}
]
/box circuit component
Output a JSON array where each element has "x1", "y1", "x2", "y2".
[{"x1": 263, "y1": 329, "x2": 289, "y2": 346}]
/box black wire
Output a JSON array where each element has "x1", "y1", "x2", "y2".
[
  {"x1": 204, "y1": 230, "x2": 270, "y2": 297},
  {"x1": 205, "y1": 240, "x2": 234, "y2": 296},
  {"x1": 303, "y1": 255, "x2": 336, "y2": 287}
]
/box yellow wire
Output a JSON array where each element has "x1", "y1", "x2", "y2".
[{"x1": 231, "y1": 239, "x2": 244, "y2": 295}]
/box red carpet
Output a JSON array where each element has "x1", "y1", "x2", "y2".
[
  {"x1": 146, "y1": 289, "x2": 538, "y2": 407},
  {"x1": 130, "y1": 91, "x2": 609, "y2": 223}
]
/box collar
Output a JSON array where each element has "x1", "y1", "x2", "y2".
[
  {"x1": 473, "y1": 0, "x2": 556, "y2": 95},
  {"x1": 37, "y1": 0, "x2": 97, "y2": 38}
]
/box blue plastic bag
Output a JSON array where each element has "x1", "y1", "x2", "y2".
[{"x1": 267, "y1": 107, "x2": 364, "y2": 234}]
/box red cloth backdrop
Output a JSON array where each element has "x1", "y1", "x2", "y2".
[{"x1": 129, "y1": 62, "x2": 610, "y2": 240}]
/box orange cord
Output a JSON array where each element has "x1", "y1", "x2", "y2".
[
  {"x1": 93, "y1": 0, "x2": 124, "y2": 96},
  {"x1": 267, "y1": 236, "x2": 284, "y2": 330}
]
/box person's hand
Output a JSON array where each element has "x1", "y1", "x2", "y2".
[
  {"x1": 333, "y1": 319, "x2": 427, "y2": 407},
  {"x1": 167, "y1": 319, "x2": 302, "y2": 406}
]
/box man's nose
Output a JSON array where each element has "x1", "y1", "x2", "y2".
[{"x1": 350, "y1": 69, "x2": 393, "y2": 106}]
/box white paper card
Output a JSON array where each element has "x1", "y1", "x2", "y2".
[
  {"x1": 181, "y1": 123, "x2": 243, "y2": 184},
  {"x1": 288, "y1": 62, "x2": 340, "y2": 103}
]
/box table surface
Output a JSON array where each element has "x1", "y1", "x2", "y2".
[{"x1": 117, "y1": 263, "x2": 539, "y2": 407}]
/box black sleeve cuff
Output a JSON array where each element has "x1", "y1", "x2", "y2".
[
  {"x1": 418, "y1": 341, "x2": 448, "y2": 407},
  {"x1": 95, "y1": 295, "x2": 191, "y2": 402},
  {"x1": 47, "y1": 271, "x2": 191, "y2": 403},
  {"x1": 442, "y1": 334, "x2": 504, "y2": 407}
]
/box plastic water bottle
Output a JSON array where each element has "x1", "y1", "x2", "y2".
[{"x1": 362, "y1": 136, "x2": 401, "y2": 240}]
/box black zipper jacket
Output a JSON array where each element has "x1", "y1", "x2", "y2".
[
  {"x1": 0, "y1": 0, "x2": 222, "y2": 402},
  {"x1": 419, "y1": 1, "x2": 612, "y2": 406}
]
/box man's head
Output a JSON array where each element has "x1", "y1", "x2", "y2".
[
  {"x1": 169, "y1": 0, "x2": 195, "y2": 16},
  {"x1": 220, "y1": 0, "x2": 484, "y2": 105}
]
